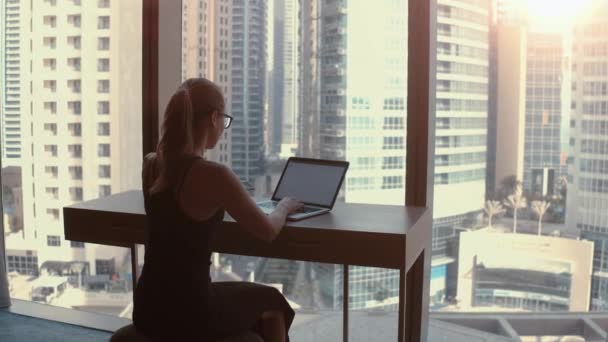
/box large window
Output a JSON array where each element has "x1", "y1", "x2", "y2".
[
  {"x1": 428, "y1": 0, "x2": 608, "y2": 330},
  {"x1": 177, "y1": 0, "x2": 607, "y2": 340},
  {"x1": 179, "y1": 0, "x2": 408, "y2": 339},
  {"x1": 3, "y1": 0, "x2": 606, "y2": 339},
  {"x1": 2, "y1": 0, "x2": 142, "y2": 318}
]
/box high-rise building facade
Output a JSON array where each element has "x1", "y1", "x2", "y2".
[
  {"x1": 268, "y1": 0, "x2": 283, "y2": 155},
  {"x1": 314, "y1": 0, "x2": 408, "y2": 206},
  {"x1": 5, "y1": 0, "x2": 141, "y2": 289},
  {"x1": 432, "y1": 0, "x2": 491, "y2": 299},
  {"x1": 298, "y1": 0, "x2": 320, "y2": 159},
  {"x1": 523, "y1": 31, "x2": 571, "y2": 198},
  {"x1": 316, "y1": 0, "x2": 346, "y2": 162},
  {"x1": 230, "y1": 0, "x2": 267, "y2": 183},
  {"x1": 568, "y1": 1, "x2": 608, "y2": 311},
  {"x1": 278, "y1": 0, "x2": 298, "y2": 157},
  {"x1": 303, "y1": 0, "x2": 410, "y2": 310},
  {"x1": 182, "y1": 0, "x2": 232, "y2": 165},
  {"x1": 1, "y1": 0, "x2": 23, "y2": 163},
  {"x1": 269, "y1": 0, "x2": 298, "y2": 158},
  {"x1": 300, "y1": 0, "x2": 491, "y2": 310}
]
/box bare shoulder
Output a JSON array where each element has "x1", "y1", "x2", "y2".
[
  {"x1": 189, "y1": 159, "x2": 237, "y2": 187},
  {"x1": 181, "y1": 159, "x2": 240, "y2": 213},
  {"x1": 188, "y1": 159, "x2": 240, "y2": 196}
]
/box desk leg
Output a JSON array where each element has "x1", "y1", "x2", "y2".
[
  {"x1": 131, "y1": 244, "x2": 139, "y2": 289},
  {"x1": 398, "y1": 265, "x2": 406, "y2": 341},
  {"x1": 343, "y1": 264, "x2": 349, "y2": 342},
  {"x1": 407, "y1": 250, "x2": 425, "y2": 342},
  {"x1": 399, "y1": 250, "x2": 425, "y2": 342}
]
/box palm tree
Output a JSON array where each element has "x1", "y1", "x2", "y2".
[
  {"x1": 484, "y1": 200, "x2": 505, "y2": 229},
  {"x1": 503, "y1": 185, "x2": 527, "y2": 233},
  {"x1": 531, "y1": 200, "x2": 551, "y2": 236}
]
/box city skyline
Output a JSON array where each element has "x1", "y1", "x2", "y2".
[{"x1": 1, "y1": 0, "x2": 608, "y2": 335}]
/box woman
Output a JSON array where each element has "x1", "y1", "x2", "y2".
[{"x1": 133, "y1": 78, "x2": 302, "y2": 341}]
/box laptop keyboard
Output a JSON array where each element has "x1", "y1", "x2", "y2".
[
  {"x1": 258, "y1": 201, "x2": 322, "y2": 214},
  {"x1": 258, "y1": 201, "x2": 279, "y2": 210}
]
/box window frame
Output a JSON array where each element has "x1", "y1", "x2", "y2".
[{"x1": 144, "y1": 1, "x2": 436, "y2": 341}]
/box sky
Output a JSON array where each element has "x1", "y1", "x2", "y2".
[{"x1": 506, "y1": 0, "x2": 600, "y2": 32}]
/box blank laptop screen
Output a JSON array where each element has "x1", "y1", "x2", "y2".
[{"x1": 273, "y1": 160, "x2": 346, "y2": 207}]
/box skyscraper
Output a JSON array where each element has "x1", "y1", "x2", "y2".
[
  {"x1": 298, "y1": 0, "x2": 320, "y2": 159},
  {"x1": 269, "y1": 0, "x2": 299, "y2": 158},
  {"x1": 299, "y1": 0, "x2": 492, "y2": 310},
  {"x1": 298, "y1": 0, "x2": 410, "y2": 310},
  {"x1": 230, "y1": 0, "x2": 267, "y2": 183},
  {"x1": 493, "y1": 23, "x2": 526, "y2": 193},
  {"x1": 181, "y1": 0, "x2": 232, "y2": 165},
  {"x1": 523, "y1": 31, "x2": 571, "y2": 198},
  {"x1": 269, "y1": 0, "x2": 284, "y2": 155},
  {"x1": 567, "y1": 0, "x2": 608, "y2": 311},
  {"x1": 432, "y1": 0, "x2": 491, "y2": 299},
  {"x1": 1, "y1": 0, "x2": 23, "y2": 164},
  {"x1": 316, "y1": 0, "x2": 345, "y2": 163},
  {"x1": 4, "y1": 0, "x2": 141, "y2": 289},
  {"x1": 278, "y1": 0, "x2": 298, "y2": 157},
  {"x1": 315, "y1": 0, "x2": 408, "y2": 205}
]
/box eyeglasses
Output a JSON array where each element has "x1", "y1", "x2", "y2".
[{"x1": 222, "y1": 113, "x2": 234, "y2": 129}]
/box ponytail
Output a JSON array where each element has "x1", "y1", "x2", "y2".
[
  {"x1": 149, "y1": 78, "x2": 223, "y2": 194},
  {"x1": 150, "y1": 85, "x2": 194, "y2": 193}
]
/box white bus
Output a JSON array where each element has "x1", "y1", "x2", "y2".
[{"x1": 30, "y1": 276, "x2": 69, "y2": 303}]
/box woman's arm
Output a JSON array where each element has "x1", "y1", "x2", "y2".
[{"x1": 187, "y1": 161, "x2": 302, "y2": 242}]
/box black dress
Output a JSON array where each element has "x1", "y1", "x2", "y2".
[{"x1": 133, "y1": 156, "x2": 295, "y2": 341}]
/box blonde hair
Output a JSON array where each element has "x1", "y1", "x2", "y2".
[{"x1": 149, "y1": 78, "x2": 224, "y2": 194}]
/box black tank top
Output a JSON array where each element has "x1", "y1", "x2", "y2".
[{"x1": 133, "y1": 155, "x2": 224, "y2": 336}]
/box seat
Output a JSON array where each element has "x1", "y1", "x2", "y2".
[
  {"x1": 109, "y1": 324, "x2": 149, "y2": 342},
  {"x1": 109, "y1": 324, "x2": 264, "y2": 342}
]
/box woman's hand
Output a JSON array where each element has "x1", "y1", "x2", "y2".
[
  {"x1": 276, "y1": 197, "x2": 304, "y2": 214},
  {"x1": 205, "y1": 163, "x2": 305, "y2": 242}
]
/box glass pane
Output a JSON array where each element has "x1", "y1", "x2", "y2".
[
  {"x1": 210, "y1": 256, "x2": 343, "y2": 341},
  {"x1": 347, "y1": 266, "x2": 399, "y2": 341},
  {"x1": 180, "y1": 0, "x2": 407, "y2": 339},
  {"x1": 429, "y1": 0, "x2": 491, "y2": 313},
  {"x1": 340, "y1": 0, "x2": 408, "y2": 339},
  {"x1": 182, "y1": 0, "x2": 407, "y2": 200},
  {"x1": 2, "y1": 0, "x2": 142, "y2": 318},
  {"x1": 429, "y1": 0, "x2": 608, "y2": 340}
]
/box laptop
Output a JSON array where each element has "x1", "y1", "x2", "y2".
[{"x1": 256, "y1": 157, "x2": 349, "y2": 221}]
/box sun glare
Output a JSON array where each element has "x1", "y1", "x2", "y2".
[{"x1": 516, "y1": 0, "x2": 598, "y2": 31}]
